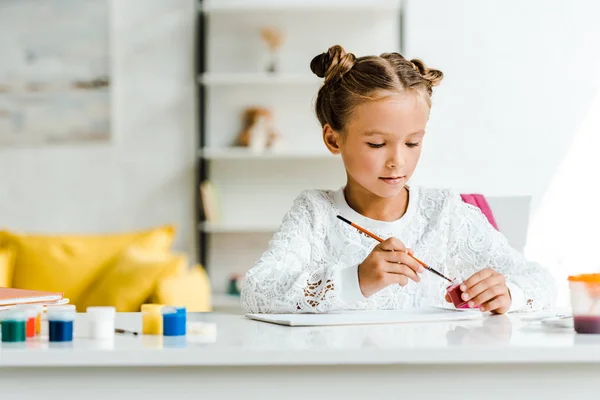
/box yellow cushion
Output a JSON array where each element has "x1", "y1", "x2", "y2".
[
  {"x1": 151, "y1": 265, "x2": 212, "y2": 312},
  {"x1": 77, "y1": 246, "x2": 185, "y2": 312},
  {"x1": 0, "y1": 246, "x2": 16, "y2": 287},
  {"x1": 3, "y1": 225, "x2": 175, "y2": 304}
]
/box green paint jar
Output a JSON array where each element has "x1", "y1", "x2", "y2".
[{"x1": 1, "y1": 309, "x2": 27, "y2": 343}]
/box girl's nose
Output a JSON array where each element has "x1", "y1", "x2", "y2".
[{"x1": 387, "y1": 153, "x2": 405, "y2": 169}]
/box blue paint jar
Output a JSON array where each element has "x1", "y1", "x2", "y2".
[
  {"x1": 162, "y1": 307, "x2": 186, "y2": 336},
  {"x1": 47, "y1": 305, "x2": 76, "y2": 342}
]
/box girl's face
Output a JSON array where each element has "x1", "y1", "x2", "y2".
[{"x1": 324, "y1": 91, "x2": 430, "y2": 199}]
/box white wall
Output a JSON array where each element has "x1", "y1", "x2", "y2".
[
  {"x1": 0, "y1": 0, "x2": 197, "y2": 254},
  {"x1": 405, "y1": 0, "x2": 600, "y2": 209},
  {"x1": 404, "y1": 0, "x2": 600, "y2": 305}
]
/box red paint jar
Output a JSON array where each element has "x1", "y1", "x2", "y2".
[
  {"x1": 15, "y1": 306, "x2": 38, "y2": 338},
  {"x1": 446, "y1": 279, "x2": 474, "y2": 309}
]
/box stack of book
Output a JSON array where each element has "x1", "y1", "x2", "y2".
[{"x1": 0, "y1": 287, "x2": 67, "y2": 311}]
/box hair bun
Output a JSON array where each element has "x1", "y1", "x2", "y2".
[
  {"x1": 410, "y1": 58, "x2": 443, "y2": 90},
  {"x1": 310, "y1": 45, "x2": 356, "y2": 84}
]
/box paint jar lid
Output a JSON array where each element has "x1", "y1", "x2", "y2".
[
  {"x1": 13, "y1": 305, "x2": 39, "y2": 318},
  {"x1": 141, "y1": 304, "x2": 164, "y2": 314},
  {"x1": 47, "y1": 305, "x2": 76, "y2": 321},
  {"x1": 569, "y1": 274, "x2": 600, "y2": 283},
  {"x1": 24, "y1": 307, "x2": 38, "y2": 318},
  {"x1": 47, "y1": 312, "x2": 76, "y2": 322},
  {"x1": 86, "y1": 306, "x2": 116, "y2": 320},
  {"x1": 162, "y1": 306, "x2": 186, "y2": 315},
  {"x1": 30, "y1": 304, "x2": 45, "y2": 313},
  {"x1": 47, "y1": 305, "x2": 76, "y2": 313},
  {"x1": 0, "y1": 309, "x2": 27, "y2": 322}
]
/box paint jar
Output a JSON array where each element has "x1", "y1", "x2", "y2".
[
  {"x1": 24, "y1": 306, "x2": 37, "y2": 338},
  {"x1": 86, "y1": 306, "x2": 116, "y2": 340},
  {"x1": 12, "y1": 305, "x2": 38, "y2": 338},
  {"x1": 162, "y1": 307, "x2": 186, "y2": 336},
  {"x1": 31, "y1": 304, "x2": 44, "y2": 335},
  {"x1": 568, "y1": 274, "x2": 600, "y2": 334},
  {"x1": 47, "y1": 305, "x2": 76, "y2": 342},
  {"x1": 142, "y1": 304, "x2": 164, "y2": 335},
  {"x1": 446, "y1": 279, "x2": 474, "y2": 309},
  {"x1": 1, "y1": 309, "x2": 27, "y2": 342}
]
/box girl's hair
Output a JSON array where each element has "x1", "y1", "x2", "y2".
[{"x1": 310, "y1": 45, "x2": 443, "y2": 132}]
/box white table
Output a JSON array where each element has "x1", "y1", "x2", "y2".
[{"x1": 0, "y1": 311, "x2": 599, "y2": 399}]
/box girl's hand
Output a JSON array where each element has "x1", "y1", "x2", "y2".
[
  {"x1": 358, "y1": 237, "x2": 424, "y2": 297},
  {"x1": 445, "y1": 268, "x2": 511, "y2": 314}
]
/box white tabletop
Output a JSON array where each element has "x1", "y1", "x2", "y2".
[{"x1": 0, "y1": 310, "x2": 598, "y2": 367}]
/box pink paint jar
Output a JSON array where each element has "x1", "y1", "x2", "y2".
[{"x1": 446, "y1": 279, "x2": 475, "y2": 309}]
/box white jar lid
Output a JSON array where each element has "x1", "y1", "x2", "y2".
[
  {"x1": 30, "y1": 304, "x2": 45, "y2": 313},
  {"x1": 47, "y1": 305, "x2": 76, "y2": 321},
  {"x1": 47, "y1": 305, "x2": 76, "y2": 313},
  {"x1": 1, "y1": 309, "x2": 27, "y2": 321},
  {"x1": 86, "y1": 306, "x2": 116, "y2": 319},
  {"x1": 14, "y1": 304, "x2": 40, "y2": 318}
]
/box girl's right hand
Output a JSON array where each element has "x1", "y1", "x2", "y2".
[{"x1": 357, "y1": 237, "x2": 425, "y2": 297}]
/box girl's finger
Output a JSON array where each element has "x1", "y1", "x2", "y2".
[
  {"x1": 469, "y1": 284, "x2": 507, "y2": 309},
  {"x1": 463, "y1": 274, "x2": 503, "y2": 302},
  {"x1": 480, "y1": 295, "x2": 510, "y2": 314},
  {"x1": 461, "y1": 268, "x2": 495, "y2": 291},
  {"x1": 390, "y1": 273, "x2": 409, "y2": 287},
  {"x1": 378, "y1": 237, "x2": 407, "y2": 253},
  {"x1": 387, "y1": 251, "x2": 425, "y2": 274},
  {"x1": 385, "y1": 261, "x2": 420, "y2": 283},
  {"x1": 445, "y1": 293, "x2": 452, "y2": 303}
]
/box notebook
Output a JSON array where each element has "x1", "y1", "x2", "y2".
[
  {"x1": 246, "y1": 307, "x2": 482, "y2": 327},
  {"x1": 0, "y1": 287, "x2": 64, "y2": 307}
]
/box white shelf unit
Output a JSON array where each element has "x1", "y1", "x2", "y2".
[
  {"x1": 197, "y1": 0, "x2": 402, "y2": 298},
  {"x1": 211, "y1": 293, "x2": 243, "y2": 313},
  {"x1": 199, "y1": 73, "x2": 319, "y2": 85},
  {"x1": 200, "y1": 221, "x2": 279, "y2": 233},
  {"x1": 200, "y1": 147, "x2": 335, "y2": 160},
  {"x1": 202, "y1": 0, "x2": 402, "y2": 12}
]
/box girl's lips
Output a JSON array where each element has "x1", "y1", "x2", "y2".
[{"x1": 379, "y1": 176, "x2": 405, "y2": 185}]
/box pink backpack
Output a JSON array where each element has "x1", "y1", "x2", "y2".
[{"x1": 460, "y1": 194, "x2": 499, "y2": 231}]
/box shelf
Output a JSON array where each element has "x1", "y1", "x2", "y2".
[
  {"x1": 200, "y1": 147, "x2": 336, "y2": 160},
  {"x1": 212, "y1": 293, "x2": 242, "y2": 311},
  {"x1": 198, "y1": 73, "x2": 320, "y2": 86},
  {"x1": 199, "y1": 222, "x2": 279, "y2": 233},
  {"x1": 201, "y1": 0, "x2": 402, "y2": 12}
]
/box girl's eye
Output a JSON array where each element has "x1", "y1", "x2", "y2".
[
  {"x1": 367, "y1": 143, "x2": 385, "y2": 148},
  {"x1": 406, "y1": 142, "x2": 420, "y2": 148}
]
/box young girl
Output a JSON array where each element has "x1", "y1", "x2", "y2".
[{"x1": 241, "y1": 45, "x2": 556, "y2": 314}]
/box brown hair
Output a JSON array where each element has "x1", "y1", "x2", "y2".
[{"x1": 310, "y1": 45, "x2": 443, "y2": 132}]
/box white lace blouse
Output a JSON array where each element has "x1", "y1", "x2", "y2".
[{"x1": 241, "y1": 186, "x2": 556, "y2": 314}]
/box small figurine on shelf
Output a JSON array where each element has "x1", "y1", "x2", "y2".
[
  {"x1": 227, "y1": 274, "x2": 242, "y2": 296},
  {"x1": 236, "y1": 106, "x2": 281, "y2": 153},
  {"x1": 260, "y1": 26, "x2": 284, "y2": 73}
]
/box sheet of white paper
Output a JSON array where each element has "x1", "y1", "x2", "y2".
[{"x1": 246, "y1": 307, "x2": 482, "y2": 327}]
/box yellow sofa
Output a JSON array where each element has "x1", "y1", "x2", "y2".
[{"x1": 0, "y1": 225, "x2": 211, "y2": 312}]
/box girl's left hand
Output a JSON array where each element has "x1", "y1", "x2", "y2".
[{"x1": 444, "y1": 268, "x2": 512, "y2": 314}]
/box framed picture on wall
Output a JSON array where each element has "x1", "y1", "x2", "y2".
[{"x1": 0, "y1": 0, "x2": 110, "y2": 145}]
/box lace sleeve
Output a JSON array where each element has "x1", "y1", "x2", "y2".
[
  {"x1": 447, "y1": 193, "x2": 556, "y2": 311},
  {"x1": 241, "y1": 192, "x2": 355, "y2": 314}
]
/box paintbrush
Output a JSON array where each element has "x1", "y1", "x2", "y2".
[
  {"x1": 336, "y1": 215, "x2": 452, "y2": 283},
  {"x1": 114, "y1": 328, "x2": 139, "y2": 336}
]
